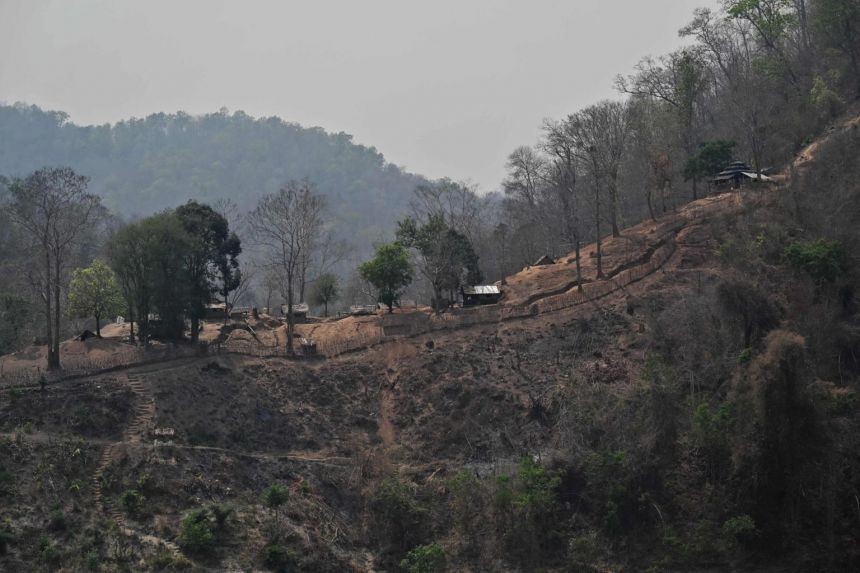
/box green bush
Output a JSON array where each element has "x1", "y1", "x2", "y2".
[
  {"x1": 38, "y1": 536, "x2": 60, "y2": 564},
  {"x1": 119, "y1": 489, "x2": 144, "y2": 515},
  {"x1": 263, "y1": 484, "x2": 290, "y2": 511},
  {"x1": 495, "y1": 458, "x2": 563, "y2": 563},
  {"x1": 399, "y1": 543, "x2": 446, "y2": 573},
  {"x1": 446, "y1": 470, "x2": 483, "y2": 532},
  {"x1": 178, "y1": 509, "x2": 215, "y2": 554},
  {"x1": 262, "y1": 542, "x2": 297, "y2": 572},
  {"x1": 721, "y1": 514, "x2": 756, "y2": 547},
  {"x1": 784, "y1": 239, "x2": 846, "y2": 283},
  {"x1": 370, "y1": 477, "x2": 426, "y2": 551},
  {"x1": 513, "y1": 457, "x2": 561, "y2": 514}
]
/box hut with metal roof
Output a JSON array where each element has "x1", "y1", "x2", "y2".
[
  {"x1": 461, "y1": 285, "x2": 502, "y2": 307},
  {"x1": 714, "y1": 161, "x2": 774, "y2": 189}
]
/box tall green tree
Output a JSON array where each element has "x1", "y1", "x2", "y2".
[
  {"x1": 108, "y1": 220, "x2": 156, "y2": 345},
  {"x1": 68, "y1": 259, "x2": 124, "y2": 337},
  {"x1": 359, "y1": 243, "x2": 413, "y2": 312},
  {"x1": 396, "y1": 215, "x2": 482, "y2": 310},
  {"x1": 145, "y1": 212, "x2": 193, "y2": 340},
  {"x1": 175, "y1": 201, "x2": 241, "y2": 341},
  {"x1": 684, "y1": 140, "x2": 736, "y2": 194},
  {"x1": 812, "y1": 0, "x2": 860, "y2": 97}
]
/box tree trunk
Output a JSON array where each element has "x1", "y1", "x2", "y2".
[
  {"x1": 692, "y1": 176, "x2": 698, "y2": 201},
  {"x1": 95, "y1": 314, "x2": 101, "y2": 337},
  {"x1": 128, "y1": 306, "x2": 135, "y2": 344},
  {"x1": 609, "y1": 184, "x2": 620, "y2": 237},
  {"x1": 574, "y1": 237, "x2": 583, "y2": 292},
  {"x1": 285, "y1": 279, "x2": 295, "y2": 354},
  {"x1": 594, "y1": 188, "x2": 604, "y2": 279},
  {"x1": 190, "y1": 316, "x2": 199, "y2": 343},
  {"x1": 433, "y1": 284, "x2": 443, "y2": 312},
  {"x1": 50, "y1": 256, "x2": 61, "y2": 370},
  {"x1": 647, "y1": 189, "x2": 656, "y2": 221},
  {"x1": 44, "y1": 248, "x2": 54, "y2": 369},
  {"x1": 324, "y1": 301, "x2": 328, "y2": 317}
]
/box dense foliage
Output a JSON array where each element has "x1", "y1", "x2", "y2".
[{"x1": 0, "y1": 104, "x2": 425, "y2": 247}]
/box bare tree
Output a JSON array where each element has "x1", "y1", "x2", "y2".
[
  {"x1": 248, "y1": 181, "x2": 325, "y2": 353},
  {"x1": 617, "y1": 50, "x2": 708, "y2": 198},
  {"x1": 8, "y1": 167, "x2": 103, "y2": 370},
  {"x1": 503, "y1": 146, "x2": 545, "y2": 209},
  {"x1": 298, "y1": 225, "x2": 349, "y2": 303},
  {"x1": 541, "y1": 119, "x2": 584, "y2": 290}
]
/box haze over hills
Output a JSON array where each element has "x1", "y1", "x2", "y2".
[
  {"x1": 2, "y1": 0, "x2": 860, "y2": 570},
  {"x1": 0, "y1": 103, "x2": 427, "y2": 243}
]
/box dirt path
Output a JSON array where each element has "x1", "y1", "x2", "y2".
[
  {"x1": 378, "y1": 390, "x2": 396, "y2": 447},
  {"x1": 90, "y1": 372, "x2": 183, "y2": 557}
]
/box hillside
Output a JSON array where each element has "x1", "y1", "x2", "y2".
[
  {"x1": 1, "y1": 115, "x2": 859, "y2": 572},
  {"x1": 0, "y1": 103, "x2": 425, "y2": 243}
]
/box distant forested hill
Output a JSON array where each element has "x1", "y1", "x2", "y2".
[{"x1": 0, "y1": 103, "x2": 425, "y2": 244}]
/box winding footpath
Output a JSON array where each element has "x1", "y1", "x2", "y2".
[{"x1": 90, "y1": 372, "x2": 183, "y2": 556}]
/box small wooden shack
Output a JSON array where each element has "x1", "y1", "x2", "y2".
[
  {"x1": 462, "y1": 285, "x2": 502, "y2": 307},
  {"x1": 714, "y1": 161, "x2": 774, "y2": 189},
  {"x1": 281, "y1": 302, "x2": 310, "y2": 323},
  {"x1": 203, "y1": 303, "x2": 228, "y2": 320}
]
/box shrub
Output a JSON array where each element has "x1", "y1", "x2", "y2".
[
  {"x1": 496, "y1": 458, "x2": 563, "y2": 563},
  {"x1": 84, "y1": 549, "x2": 100, "y2": 570},
  {"x1": 262, "y1": 542, "x2": 297, "y2": 572},
  {"x1": 399, "y1": 543, "x2": 446, "y2": 573},
  {"x1": 210, "y1": 504, "x2": 233, "y2": 531},
  {"x1": 784, "y1": 239, "x2": 846, "y2": 284},
  {"x1": 48, "y1": 507, "x2": 68, "y2": 532},
  {"x1": 38, "y1": 536, "x2": 60, "y2": 564},
  {"x1": 263, "y1": 484, "x2": 289, "y2": 512},
  {"x1": 0, "y1": 468, "x2": 14, "y2": 496},
  {"x1": 119, "y1": 489, "x2": 144, "y2": 515},
  {"x1": 721, "y1": 514, "x2": 756, "y2": 549},
  {"x1": 0, "y1": 528, "x2": 12, "y2": 556},
  {"x1": 716, "y1": 280, "x2": 779, "y2": 348},
  {"x1": 369, "y1": 476, "x2": 426, "y2": 552},
  {"x1": 691, "y1": 402, "x2": 733, "y2": 481},
  {"x1": 178, "y1": 509, "x2": 215, "y2": 554},
  {"x1": 146, "y1": 546, "x2": 192, "y2": 570},
  {"x1": 446, "y1": 470, "x2": 483, "y2": 532},
  {"x1": 513, "y1": 457, "x2": 561, "y2": 515}
]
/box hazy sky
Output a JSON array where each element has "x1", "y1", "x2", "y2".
[{"x1": 0, "y1": 0, "x2": 717, "y2": 192}]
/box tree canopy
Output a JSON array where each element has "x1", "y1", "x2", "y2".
[
  {"x1": 359, "y1": 243, "x2": 413, "y2": 312},
  {"x1": 68, "y1": 259, "x2": 124, "y2": 337},
  {"x1": 0, "y1": 104, "x2": 425, "y2": 249}
]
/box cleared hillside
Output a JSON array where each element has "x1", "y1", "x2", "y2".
[{"x1": 1, "y1": 114, "x2": 859, "y2": 572}]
